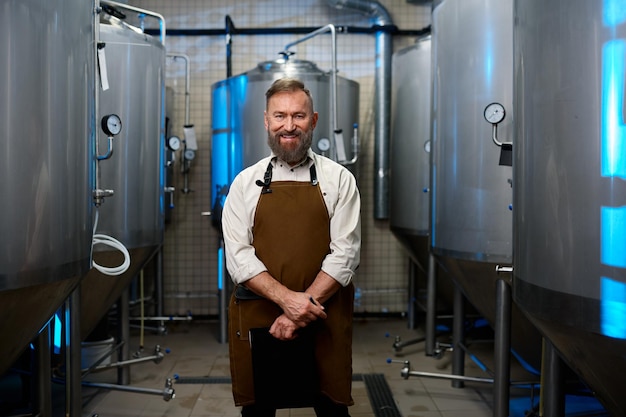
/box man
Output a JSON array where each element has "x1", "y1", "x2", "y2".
[{"x1": 222, "y1": 77, "x2": 361, "y2": 417}]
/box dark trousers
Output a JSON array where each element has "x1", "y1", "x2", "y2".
[{"x1": 241, "y1": 395, "x2": 350, "y2": 417}]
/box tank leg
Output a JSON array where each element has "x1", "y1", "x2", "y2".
[
  {"x1": 542, "y1": 338, "x2": 565, "y2": 417},
  {"x1": 35, "y1": 323, "x2": 52, "y2": 417},
  {"x1": 117, "y1": 287, "x2": 130, "y2": 385},
  {"x1": 66, "y1": 287, "x2": 83, "y2": 417},
  {"x1": 407, "y1": 259, "x2": 417, "y2": 330},
  {"x1": 451, "y1": 283, "x2": 465, "y2": 388},
  {"x1": 494, "y1": 278, "x2": 511, "y2": 417},
  {"x1": 425, "y1": 253, "x2": 437, "y2": 356}
]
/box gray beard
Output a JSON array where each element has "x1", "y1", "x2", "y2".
[{"x1": 267, "y1": 129, "x2": 313, "y2": 164}]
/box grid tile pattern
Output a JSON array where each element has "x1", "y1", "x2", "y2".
[{"x1": 127, "y1": 0, "x2": 432, "y2": 316}]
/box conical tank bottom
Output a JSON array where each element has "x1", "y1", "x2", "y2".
[
  {"x1": 80, "y1": 245, "x2": 159, "y2": 340},
  {"x1": 0, "y1": 276, "x2": 82, "y2": 375}
]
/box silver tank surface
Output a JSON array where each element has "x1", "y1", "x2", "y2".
[
  {"x1": 389, "y1": 36, "x2": 431, "y2": 266},
  {"x1": 431, "y1": 0, "x2": 514, "y2": 263},
  {"x1": 430, "y1": 0, "x2": 542, "y2": 370},
  {"x1": 80, "y1": 21, "x2": 165, "y2": 340},
  {"x1": 0, "y1": 0, "x2": 94, "y2": 373},
  {"x1": 514, "y1": 1, "x2": 626, "y2": 415},
  {"x1": 211, "y1": 58, "x2": 359, "y2": 172},
  {"x1": 96, "y1": 23, "x2": 165, "y2": 249}
]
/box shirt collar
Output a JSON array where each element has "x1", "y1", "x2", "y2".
[{"x1": 270, "y1": 149, "x2": 315, "y2": 169}]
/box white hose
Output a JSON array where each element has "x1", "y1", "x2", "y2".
[
  {"x1": 92, "y1": 233, "x2": 131, "y2": 275},
  {"x1": 92, "y1": 209, "x2": 131, "y2": 276}
]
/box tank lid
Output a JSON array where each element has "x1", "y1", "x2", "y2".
[{"x1": 252, "y1": 58, "x2": 326, "y2": 76}]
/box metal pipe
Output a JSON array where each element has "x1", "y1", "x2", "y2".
[
  {"x1": 81, "y1": 378, "x2": 175, "y2": 401},
  {"x1": 327, "y1": 0, "x2": 394, "y2": 219},
  {"x1": 425, "y1": 253, "x2": 437, "y2": 356},
  {"x1": 167, "y1": 53, "x2": 191, "y2": 126},
  {"x1": 283, "y1": 24, "x2": 338, "y2": 139}
]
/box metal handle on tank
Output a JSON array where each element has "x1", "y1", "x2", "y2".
[{"x1": 99, "y1": 0, "x2": 166, "y2": 46}]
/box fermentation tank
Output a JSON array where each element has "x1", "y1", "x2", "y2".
[
  {"x1": 211, "y1": 57, "x2": 359, "y2": 224},
  {"x1": 430, "y1": 0, "x2": 541, "y2": 368},
  {"x1": 514, "y1": 1, "x2": 626, "y2": 415},
  {"x1": 80, "y1": 17, "x2": 166, "y2": 340},
  {"x1": 390, "y1": 36, "x2": 431, "y2": 268},
  {"x1": 0, "y1": 0, "x2": 95, "y2": 374}
]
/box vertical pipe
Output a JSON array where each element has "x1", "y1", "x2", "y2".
[
  {"x1": 494, "y1": 279, "x2": 511, "y2": 417},
  {"x1": 425, "y1": 252, "x2": 437, "y2": 356},
  {"x1": 451, "y1": 283, "x2": 465, "y2": 388},
  {"x1": 326, "y1": 0, "x2": 394, "y2": 218},
  {"x1": 225, "y1": 15, "x2": 233, "y2": 78},
  {"x1": 374, "y1": 29, "x2": 392, "y2": 219}
]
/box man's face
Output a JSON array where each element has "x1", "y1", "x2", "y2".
[{"x1": 264, "y1": 90, "x2": 318, "y2": 165}]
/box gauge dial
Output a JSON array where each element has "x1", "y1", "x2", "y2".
[
  {"x1": 167, "y1": 136, "x2": 181, "y2": 151},
  {"x1": 101, "y1": 114, "x2": 122, "y2": 136},
  {"x1": 484, "y1": 103, "x2": 505, "y2": 124},
  {"x1": 184, "y1": 149, "x2": 196, "y2": 161},
  {"x1": 317, "y1": 137, "x2": 331, "y2": 152}
]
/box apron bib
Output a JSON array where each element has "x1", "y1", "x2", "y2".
[{"x1": 228, "y1": 164, "x2": 354, "y2": 407}]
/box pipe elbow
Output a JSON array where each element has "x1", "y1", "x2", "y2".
[{"x1": 326, "y1": 0, "x2": 394, "y2": 26}]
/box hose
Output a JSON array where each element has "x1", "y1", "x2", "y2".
[{"x1": 92, "y1": 209, "x2": 131, "y2": 275}]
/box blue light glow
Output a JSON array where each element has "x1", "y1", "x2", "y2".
[
  {"x1": 601, "y1": 40, "x2": 626, "y2": 178},
  {"x1": 604, "y1": 0, "x2": 626, "y2": 27},
  {"x1": 601, "y1": 206, "x2": 626, "y2": 268},
  {"x1": 218, "y1": 246, "x2": 224, "y2": 290},
  {"x1": 54, "y1": 313, "x2": 62, "y2": 354},
  {"x1": 601, "y1": 277, "x2": 626, "y2": 339}
]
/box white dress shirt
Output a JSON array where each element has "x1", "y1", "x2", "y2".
[{"x1": 222, "y1": 148, "x2": 361, "y2": 287}]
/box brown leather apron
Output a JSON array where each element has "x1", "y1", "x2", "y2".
[{"x1": 228, "y1": 163, "x2": 354, "y2": 407}]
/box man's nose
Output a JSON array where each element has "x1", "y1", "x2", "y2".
[{"x1": 283, "y1": 116, "x2": 297, "y2": 131}]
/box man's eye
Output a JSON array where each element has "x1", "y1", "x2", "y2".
[{"x1": 274, "y1": 115, "x2": 284, "y2": 120}]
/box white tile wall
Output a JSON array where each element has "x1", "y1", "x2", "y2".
[{"x1": 127, "y1": 0, "x2": 432, "y2": 316}]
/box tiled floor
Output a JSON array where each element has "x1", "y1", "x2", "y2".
[{"x1": 76, "y1": 317, "x2": 540, "y2": 417}]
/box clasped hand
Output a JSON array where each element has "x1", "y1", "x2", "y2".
[{"x1": 269, "y1": 291, "x2": 326, "y2": 340}]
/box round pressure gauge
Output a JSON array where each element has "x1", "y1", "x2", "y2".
[
  {"x1": 101, "y1": 114, "x2": 122, "y2": 136},
  {"x1": 167, "y1": 136, "x2": 181, "y2": 151},
  {"x1": 484, "y1": 103, "x2": 505, "y2": 124},
  {"x1": 317, "y1": 137, "x2": 331, "y2": 152},
  {"x1": 184, "y1": 149, "x2": 196, "y2": 161}
]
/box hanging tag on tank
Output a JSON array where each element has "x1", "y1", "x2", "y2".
[
  {"x1": 97, "y1": 42, "x2": 110, "y2": 91},
  {"x1": 334, "y1": 129, "x2": 347, "y2": 162},
  {"x1": 499, "y1": 143, "x2": 512, "y2": 166}
]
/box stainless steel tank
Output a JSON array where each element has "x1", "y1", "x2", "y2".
[
  {"x1": 514, "y1": 1, "x2": 626, "y2": 414},
  {"x1": 0, "y1": 0, "x2": 95, "y2": 374},
  {"x1": 80, "y1": 19, "x2": 165, "y2": 340},
  {"x1": 390, "y1": 36, "x2": 431, "y2": 268},
  {"x1": 431, "y1": 0, "x2": 541, "y2": 368},
  {"x1": 211, "y1": 57, "x2": 360, "y2": 223}
]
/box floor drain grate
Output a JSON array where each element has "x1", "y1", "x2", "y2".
[
  {"x1": 362, "y1": 373, "x2": 403, "y2": 417},
  {"x1": 174, "y1": 372, "x2": 402, "y2": 416}
]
